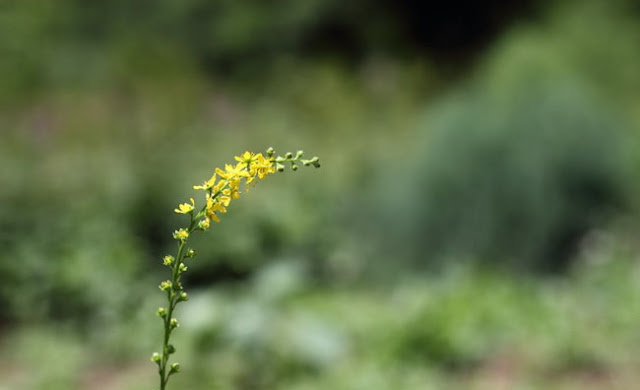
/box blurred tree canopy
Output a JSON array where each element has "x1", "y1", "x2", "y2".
[{"x1": 0, "y1": 0, "x2": 544, "y2": 104}]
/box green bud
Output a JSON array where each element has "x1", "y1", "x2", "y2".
[
  {"x1": 166, "y1": 344, "x2": 176, "y2": 354},
  {"x1": 185, "y1": 248, "x2": 196, "y2": 258},
  {"x1": 291, "y1": 163, "x2": 298, "y2": 171},
  {"x1": 178, "y1": 292, "x2": 188, "y2": 302},
  {"x1": 159, "y1": 280, "x2": 172, "y2": 291},
  {"x1": 296, "y1": 150, "x2": 304, "y2": 158},
  {"x1": 285, "y1": 152, "x2": 293, "y2": 159},
  {"x1": 151, "y1": 352, "x2": 162, "y2": 364},
  {"x1": 276, "y1": 163, "x2": 285, "y2": 172},
  {"x1": 170, "y1": 318, "x2": 179, "y2": 329},
  {"x1": 169, "y1": 362, "x2": 180, "y2": 374},
  {"x1": 156, "y1": 307, "x2": 168, "y2": 318},
  {"x1": 178, "y1": 263, "x2": 188, "y2": 274},
  {"x1": 310, "y1": 156, "x2": 320, "y2": 168},
  {"x1": 275, "y1": 156, "x2": 285, "y2": 163},
  {"x1": 266, "y1": 147, "x2": 275, "y2": 157}
]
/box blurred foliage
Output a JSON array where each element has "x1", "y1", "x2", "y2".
[
  {"x1": 0, "y1": 60, "x2": 426, "y2": 326},
  {"x1": 365, "y1": 0, "x2": 640, "y2": 273},
  {"x1": 375, "y1": 83, "x2": 629, "y2": 272},
  {"x1": 0, "y1": 0, "x2": 542, "y2": 105},
  {"x1": 3, "y1": 234, "x2": 640, "y2": 389}
]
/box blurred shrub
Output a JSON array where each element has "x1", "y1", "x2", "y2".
[{"x1": 372, "y1": 81, "x2": 629, "y2": 272}]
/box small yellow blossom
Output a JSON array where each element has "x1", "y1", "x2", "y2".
[
  {"x1": 204, "y1": 194, "x2": 227, "y2": 223},
  {"x1": 250, "y1": 153, "x2": 275, "y2": 180},
  {"x1": 174, "y1": 198, "x2": 195, "y2": 214},
  {"x1": 216, "y1": 163, "x2": 247, "y2": 181},
  {"x1": 234, "y1": 151, "x2": 259, "y2": 168},
  {"x1": 193, "y1": 174, "x2": 217, "y2": 190}
]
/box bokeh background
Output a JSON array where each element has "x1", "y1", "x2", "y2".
[{"x1": 2, "y1": 0, "x2": 640, "y2": 389}]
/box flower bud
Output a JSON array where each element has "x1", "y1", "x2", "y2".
[
  {"x1": 178, "y1": 263, "x2": 188, "y2": 274},
  {"x1": 163, "y1": 255, "x2": 175, "y2": 266},
  {"x1": 156, "y1": 307, "x2": 168, "y2": 318},
  {"x1": 285, "y1": 152, "x2": 293, "y2": 159},
  {"x1": 276, "y1": 163, "x2": 285, "y2": 172},
  {"x1": 295, "y1": 150, "x2": 304, "y2": 158},
  {"x1": 169, "y1": 362, "x2": 180, "y2": 374},
  {"x1": 159, "y1": 280, "x2": 172, "y2": 291},
  {"x1": 170, "y1": 318, "x2": 179, "y2": 329},
  {"x1": 178, "y1": 292, "x2": 188, "y2": 302},
  {"x1": 198, "y1": 218, "x2": 210, "y2": 231},
  {"x1": 266, "y1": 147, "x2": 275, "y2": 157},
  {"x1": 166, "y1": 344, "x2": 176, "y2": 354},
  {"x1": 309, "y1": 156, "x2": 320, "y2": 168},
  {"x1": 151, "y1": 352, "x2": 162, "y2": 363},
  {"x1": 173, "y1": 228, "x2": 189, "y2": 241},
  {"x1": 185, "y1": 248, "x2": 196, "y2": 258},
  {"x1": 291, "y1": 163, "x2": 298, "y2": 171}
]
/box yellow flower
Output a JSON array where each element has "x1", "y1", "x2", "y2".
[
  {"x1": 193, "y1": 174, "x2": 217, "y2": 190},
  {"x1": 251, "y1": 153, "x2": 275, "y2": 179},
  {"x1": 219, "y1": 195, "x2": 231, "y2": 207},
  {"x1": 209, "y1": 200, "x2": 227, "y2": 215},
  {"x1": 205, "y1": 194, "x2": 227, "y2": 223},
  {"x1": 216, "y1": 163, "x2": 247, "y2": 181},
  {"x1": 234, "y1": 151, "x2": 259, "y2": 168},
  {"x1": 174, "y1": 198, "x2": 195, "y2": 214}
]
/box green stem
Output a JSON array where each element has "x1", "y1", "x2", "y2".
[{"x1": 160, "y1": 235, "x2": 187, "y2": 389}]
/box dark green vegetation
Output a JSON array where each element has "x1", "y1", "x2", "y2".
[{"x1": 2, "y1": 1, "x2": 640, "y2": 389}]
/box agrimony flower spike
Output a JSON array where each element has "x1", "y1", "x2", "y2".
[{"x1": 154, "y1": 147, "x2": 320, "y2": 390}]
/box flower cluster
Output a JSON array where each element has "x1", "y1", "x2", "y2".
[{"x1": 152, "y1": 147, "x2": 319, "y2": 390}]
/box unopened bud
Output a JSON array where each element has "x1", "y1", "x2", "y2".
[
  {"x1": 310, "y1": 156, "x2": 320, "y2": 168},
  {"x1": 157, "y1": 307, "x2": 168, "y2": 318},
  {"x1": 178, "y1": 292, "x2": 188, "y2": 302},
  {"x1": 198, "y1": 219, "x2": 210, "y2": 231},
  {"x1": 151, "y1": 352, "x2": 161, "y2": 363},
  {"x1": 170, "y1": 318, "x2": 179, "y2": 329}
]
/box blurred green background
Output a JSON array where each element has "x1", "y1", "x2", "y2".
[{"x1": 2, "y1": 0, "x2": 640, "y2": 389}]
